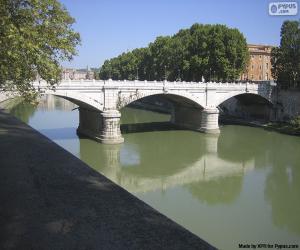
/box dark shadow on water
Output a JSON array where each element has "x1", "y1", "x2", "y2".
[
  {"x1": 38, "y1": 123, "x2": 183, "y2": 140},
  {"x1": 121, "y1": 122, "x2": 183, "y2": 134},
  {"x1": 39, "y1": 127, "x2": 78, "y2": 140}
]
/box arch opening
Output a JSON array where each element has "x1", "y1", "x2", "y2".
[
  {"x1": 119, "y1": 93, "x2": 205, "y2": 134},
  {"x1": 219, "y1": 93, "x2": 275, "y2": 124}
]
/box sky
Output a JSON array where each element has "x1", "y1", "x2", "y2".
[{"x1": 60, "y1": 0, "x2": 300, "y2": 69}]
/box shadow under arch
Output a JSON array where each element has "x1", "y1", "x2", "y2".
[
  {"x1": 118, "y1": 92, "x2": 205, "y2": 111},
  {"x1": 120, "y1": 93, "x2": 204, "y2": 134},
  {"x1": 219, "y1": 93, "x2": 274, "y2": 122}
]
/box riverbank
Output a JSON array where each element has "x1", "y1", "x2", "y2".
[
  {"x1": 0, "y1": 109, "x2": 215, "y2": 250},
  {"x1": 220, "y1": 116, "x2": 300, "y2": 136}
]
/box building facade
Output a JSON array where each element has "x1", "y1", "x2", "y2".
[
  {"x1": 62, "y1": 68, "x2": 95, "y2": 80},
  {"x1": 240, "y1": 44, "x2": 274, "y2": 81}
]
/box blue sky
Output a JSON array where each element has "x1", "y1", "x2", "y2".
[{"x1": 60, "y1": 0, "x2": 299, "y2": 69}]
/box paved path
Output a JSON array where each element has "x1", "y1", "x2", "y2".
[{"x1": 0, "y1": 109, "x2": 215, "y2": 250}]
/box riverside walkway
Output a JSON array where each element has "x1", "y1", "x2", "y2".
[{"x1": 0, "y1": 109, "x2": 215, "y2": 250}]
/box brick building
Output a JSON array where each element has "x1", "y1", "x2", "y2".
[{"x1": 240, "y1": 44, "x2": 274, "y2": 81}]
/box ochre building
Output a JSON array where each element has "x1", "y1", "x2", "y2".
[{"x1": 240, "y1": 44, "x2": 274, "y2": 81}]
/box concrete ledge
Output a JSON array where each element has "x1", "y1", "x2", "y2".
[{"x1": 0, "y1": 109, "x2": 215, "y2": 250}]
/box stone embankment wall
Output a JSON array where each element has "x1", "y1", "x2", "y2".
[
  {"x1": 219, "y1": 96, "x2": 274, "y2": 121},
  {"x1": 274, "y1": 90, "x2": 300, "y2": 120},
  {"x1": 220, "y1": 89, "x2": 300, "y2": 122}
]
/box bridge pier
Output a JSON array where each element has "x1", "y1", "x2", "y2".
[
  {"x1": 200, "y1": 108, "x2": 220, "y2": 134},
  {"x1": 100, "y1": 110, "x2": 124, "y2": 144},
  {"x1": 171, "y1": 105, "x2": 203, "y2": 131},
  {"x1": 77, "y1": 107, "x2": 124, "y2": 144},
  {"x1": 171, "y1": 106, "x2": 220, "y2": 134}
]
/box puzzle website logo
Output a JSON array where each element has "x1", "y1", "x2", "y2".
[{"x1": 269, "y1": 2, "x2": 298, "y2": 15}]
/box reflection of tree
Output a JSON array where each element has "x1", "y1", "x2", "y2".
[
  {"x1": 218, "y1": 125, "x2": 272, "y2": 166},
  {"x1": 8, "y1": 99, "x2": 36, "y2": 124},
  {"x1": 186, "y1": 174, "x2": 243, "y2": 205},
  {"x1": 264, "y1": 138, "x2": 300, "y2": 235}
]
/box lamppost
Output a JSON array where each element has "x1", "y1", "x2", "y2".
[
  {"x1": 136, "y1": 67, "x2": 139, "y2": 80},
  {"x1": 177, "y1": 69, "x2": 181, "y2": 81},
  {"x1": 164, "y1": 65, "x2": 167, "y2": 81},
  {"x1": 108, "y1": 62, "x2": 111, "y2": 80}
]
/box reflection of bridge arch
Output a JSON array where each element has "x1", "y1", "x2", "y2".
[
  {"x1": 2, "y1": 80, "x2": 274, "y2": 144},
  {"x1": 79, "y1": 133, "x2": 254, "y2": 196}
]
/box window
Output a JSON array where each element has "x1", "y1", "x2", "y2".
[
  {"x1": 252, "y1": 65, "x2": 254, "y2": 70},
  {"x1": 259, "y1": 65, "x2": 262, "y2": 70},
  {"x1": 259, "y1": 55, "x2": 262, "y2": 59},
  {"x1": 266, "y1": 63, "x2": 269, "y2": 69}
]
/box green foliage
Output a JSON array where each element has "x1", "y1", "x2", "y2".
[
  {"x1": 289, "y1": 116, "x2": 300, "y2": 128},
  {"x1": 0, "y1": 0, "x2": 80, "y2": 100},
  {"x1": 99, "y1": 23, "x2": 249, "y2": 82},
  {"x1": 271, "y1": 20, "x2": 300, "y2": 89}
]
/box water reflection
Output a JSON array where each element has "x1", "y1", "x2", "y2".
[
  {"x1": 264, "y1": 136, "x2": 300, "y2": 235},
  {"x1": 79, "y1": 133, "x2": 254, "y2": 196},
  {"x1": 3, "y1": 98, "x2": 37, "y2": 124},
  {"x1": 4, "y1": 96, "x2": 300, "y2": 246}
]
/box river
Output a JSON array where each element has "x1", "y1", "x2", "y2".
[{"x1": 3, "y1": 96, "x2": 300, "y2": 250}]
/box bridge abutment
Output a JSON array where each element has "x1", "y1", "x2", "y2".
[
  {"x1": 77, "y1": 108, "x2": 124, "y2": 144},
  {"x1": 200, "y1": 108, "x2": 220, "y2": 134}
]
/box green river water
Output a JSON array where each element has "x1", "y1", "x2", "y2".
[{"x1": 3, "y1": 96, "x2": 300, "y2": 250}]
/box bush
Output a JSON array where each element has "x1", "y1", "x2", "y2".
[{"x1": 289, "y1": 116, "x2": 300, "y2": 128}]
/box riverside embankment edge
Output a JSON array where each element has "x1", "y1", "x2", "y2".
[{"x1": 0, "y1": 109, "x2": 216, "y2": 250}]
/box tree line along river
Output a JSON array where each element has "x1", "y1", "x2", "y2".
[{"x1": 2, "y1": 95, "x2": 300, "y2": 250}]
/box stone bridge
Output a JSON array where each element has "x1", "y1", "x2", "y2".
[{"x1": 2, "y1": 79, "x2": 273, "y2": 144}]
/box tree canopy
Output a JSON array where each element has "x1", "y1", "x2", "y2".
[
  {"x1": 271, "y1": 20, "x2": 300, "y2": 89},
  {"x1": 99, "y1": 23, "x2": 249, "y2": 82},
  {"x1": 0, "y1": 0, "x2": 80, "y2": 100}
]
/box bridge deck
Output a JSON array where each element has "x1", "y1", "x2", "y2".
[{"x1": 0, "y1": 109, "x2": 215, "y2": 250}]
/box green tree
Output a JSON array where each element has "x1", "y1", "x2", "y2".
[
  {"x1": 0, "y1": 0, "x2": 80, "y2": 100},
  {"x1": 271, "y1": 20, "x2": 300, "y2": 89},
  {"x1": 99, "y1": 23, "x2": 249, "y2": 82}
]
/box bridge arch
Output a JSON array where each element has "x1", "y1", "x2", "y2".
[
  {"x1": 119, "y1": 93, "x2": 205, "y2": 110},
  {"x1": 119, "y1": 93, "x2": 207, "y2": 133},
  {"x1": 215, "y1": 92, "x2": 273, "y2": 108},
  {"x1": 116, "y1": 91, "x2": 205, "y2": 111},
  {"x1": 218, "y1": 93, "x2": 274, "y2": 121},
  {"x1": 46, "y1": 92, "x2": 103, "y2": 111}
]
